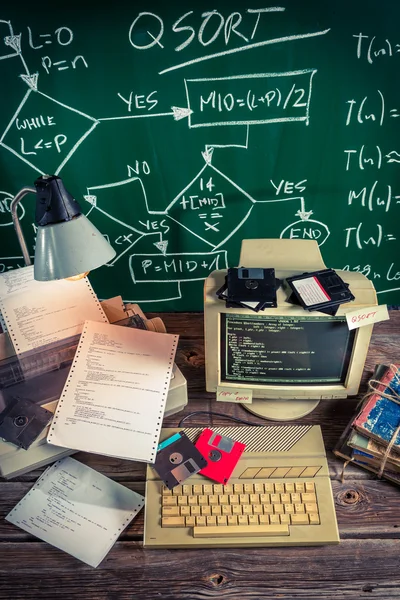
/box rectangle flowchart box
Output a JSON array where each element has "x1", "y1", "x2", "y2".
[
  {"x1": 129, "y1": 250, "x2": 227, "y2": 283},
  {"x1": 185, "y1": 69, "x2": 317, "y2": 128}
]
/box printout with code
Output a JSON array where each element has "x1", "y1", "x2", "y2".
[
  {"x1": 6, "y1": 457, "x2": 144, "y2": 567},
  {"x1": 0, "y1": 266, "x2": 108, "y2": 354},
  {"x1": 47, "y1": 320, "x2": 178, "y2": 462}
]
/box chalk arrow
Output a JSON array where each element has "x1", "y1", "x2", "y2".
[
  {"x1": 154, "y1": 240, "x2": 168, "y2": 255},
  {"x1": 201, "y1": 147, "x2": 214, "y2": 165},
  {"x1": 296, "y1": 209, "x2": 313, "y2": 221},
  {"x1": 171, "y1": 106, "x2": 193, "y2": 121},
  {"x1": 20, "y1": 73, "x2": 39, "y2": 91},
  {"x1": 4, "y1": 33, "x2": 21, "y2": 53},
  {"x1": 84, "y1": 195, "x2": 97, "y2": 206}
]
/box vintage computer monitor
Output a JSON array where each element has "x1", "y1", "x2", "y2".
[{"x1": 204, "y1": 239, "x2": 378, "y2": 421}]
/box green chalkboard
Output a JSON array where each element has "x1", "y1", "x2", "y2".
[{"x1": 0, "y1": 0, "x2": 399, "y2": 310}]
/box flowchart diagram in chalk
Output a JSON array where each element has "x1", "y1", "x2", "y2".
[{"x1": 0, "y1": 16, "x2": 332, "y2": 303}]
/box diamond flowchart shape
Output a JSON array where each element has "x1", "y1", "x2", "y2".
[
  {"x1": 166, "y1": 162, "x2": 255, "y2": 248},
  {"x1": 0, "y1": 89, "x2": 98, "y2": 174}
]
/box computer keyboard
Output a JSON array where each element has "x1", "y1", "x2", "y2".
[{"x1": 144, "y1": 425, "x2": 339, "y2": 548}]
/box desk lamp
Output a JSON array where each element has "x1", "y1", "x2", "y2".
[{"x1": 10, "y1": 175, "x2": 116, "y2": 280}]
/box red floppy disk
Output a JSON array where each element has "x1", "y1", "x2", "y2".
[{"x1": 195, "y1": 428, "x2": 246, "y2": 484}]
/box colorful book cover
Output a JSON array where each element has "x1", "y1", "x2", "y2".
[{"x1": 353, "y1": 364, "x2": 400, "y2": 449}]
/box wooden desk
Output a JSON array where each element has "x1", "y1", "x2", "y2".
[{"x1": 0, "y1": 312, "x2": 399, "y2": 600}]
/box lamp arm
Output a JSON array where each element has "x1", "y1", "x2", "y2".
[{"x1": 10, "y1": 187, "x2": 36, "y2": 266}]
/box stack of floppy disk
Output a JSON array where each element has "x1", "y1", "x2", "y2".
[{"x1": 216, "y1": 267, "x2": 278, "y2": 312}]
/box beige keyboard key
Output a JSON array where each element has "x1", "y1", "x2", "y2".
[
  {"x1": 259, "y1": 515, "x2": 270, "y2": 525},
  {"x1": 228, "y1": 515, "x2": 238, "y2": 526},
  {"x1": 248, "y1": 515, "x2": 259, "y2": 525},
  {"x1": 185, "y1": 516, "x2": 196, "y2": 527},
  {"x1": 295, "y1": 482, "x2": 305, "y2": 493},
  {"x1": 254, "y1": 483, "x2": 264, "y2": 493},
  {"x1": 172, "y1": 485, "x2": 182, "y2": 495},
  {"x1": 206, "y1": 516, "x2": 217, "y2": 526},
  {"x1": 213, "y1": 485, "x2": 224, "y2": 494},
  {"x1": 284, "y1": 504, "x2": 295, "y2": 514},
  {"x1": 211, "y1": 506, "x2": 222, "y2": 516},
  {"x1": 273, "y1": 504, "x2": 284, "y2": 514},
  {"x1": 305, "y1": 503, "x2": 318, "y2": 514},
  {"x1": 203, "y1": 484, "x2": 213, "y2": 494},
  {"x1": 162, "y1": 496, "x2": 178, "y2": 506},
  {"x1": 250, "y1": 494, "x2": 260, "y2": 504},
  {"x1": 239, "y1": 494, "x2": 249, "y2": 504},
  {"x1": 300, "y1": 467, "x2": 321, "y2": 478},
  {"x1": 302, "y1": 493, "x2": 317, "y2": 504},
  {"x1": 223, "y1": 484, "x2": 234, "y2": 494},
  {"x1": 238, "y1": 515, "x2": 249, "y2": 526},
  {"x1": 196, "y1": 516, "x2": 206, "y2": 526},
  {"x1": 253, "y1": 504, "x2": 263, "y2": 515},
  {"x1": 281, "y1": 493, "x2": 291, "y2": 504},
  {"x1": 244, "y1": 483, "x2": 254, "y2": 493},
  {"x1": 270, "y1": 514, "x2": 280, "y2": 524},
  {"x1": 208, "y1": 495, "x2": 219, "y2": 506},
  {"x1": 201, "y1": 506, "x2": 211, "y2": 516},
  {"x1": 295, "y1": 504, "x2": 305, "y2": 514},
  {"x1": 162, "y1": 506, "x2": 180, "y2": 517},
  {"x1": 291, "y1": 514, "x2": 310, "y2": 525},
  {"x1": 162, "y1": 517, "x2": 185, "y2": 527},
  {"x1": 198, "y1": 495, "x2": 209, "y2": 505},
  {"x1": 309, "y1": 513, "x2": 320, "y2": 525},
  {"x1": 193, "y1": 524, "x2": 289, "y2": 538},
  {"x1": 217, "y1": 516, "x2": 228, "y2": 526},
  {"x1": 162, "y1": 486, "x2": 172, "y2": 496},
  {"x1": 284, "y1": 482, "x2": 295, "y2": 493},
  {"x1": 255, "y1": 468, "x2": 276, "y2": 479},
  {"x1": 264, "y1": 483, "x2": 274, "y2": 493},
  {"x1": 188, "y1": 495, "x2": 198, "y2": 506},
  {"x1": 242, "y1": 504, "x2": 253, "y2": 515},
  {"x1": 193, "y1": 485, "x2": 203, "y2": 495},
  {"x1": 280, "y1": 514, "x2": 290, "y2": 525},
  {"x1": 177, "y1": 496, "x2": 188, "y2": 506},
  {"x1": 263, "y1": 505, "x2": 274, "y2": 515},
  {"x1": 305, "y1": 482, "x2": 315, "y2": 492},
  {"x1": 222, "y1": 505, "x2": 232, "y2": 515},
  {"x1": 274, "y1": 481, "x2": 286, "y2": 491},
  {"x1": 234, "y1": 483, "x2": 243, "y2": 493},
  {"x1": 219, "y1": 495, "x2": 229, "y2": 505},
  {"x1": 232, "y1": 505, "x2": 242, "y2": 515},
  {"x1": 229, "y1": 494, "x2": 239, "y2": 505},
  {"x1": 260, "y1": 494, "x2": 270, "y2": 504},
  {"x1": 271, "y1": 494, "x2": 281, "y2": 504},
  {"x1": 182, "y1": 484, "x2": 192, "y2": 495},
  {"x1": 180, "y1": 506, "x2": 190, "y2": 516},
  {"x1": 191, "y1": 506, "x2": 201, "y2": 516},
  {"x1": 285, "y1": 467, "x2": 305, "y2": 478},
  {"x1": 291, "y1": 493, "x2": 301, "y2": 503}
]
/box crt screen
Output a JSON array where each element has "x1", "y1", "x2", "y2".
[{"x1": 220, "y1": 313, "x2": 355, "y2": 385}]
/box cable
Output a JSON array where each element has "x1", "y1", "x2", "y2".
[{"x1": 178, "y1": 410, "x2": 264, "y2": 428}]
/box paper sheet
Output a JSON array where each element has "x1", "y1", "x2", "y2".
[
  {"x1": 6, "y1": 457, "x2": 144, "y2": 567},
  {"x1": 47, "y1": 320, "x2": 178, "y2": 463},
  {"x1": 0, "y1": 266, "x2": 108, "y2": 353}
]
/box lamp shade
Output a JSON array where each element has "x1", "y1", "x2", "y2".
[{"x1": 34, "y1": 214, "x2": 116, "y2": 281}]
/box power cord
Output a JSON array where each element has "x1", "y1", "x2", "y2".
[{"x1": 178, "y1": 410, "x2": 264, "y2": 427}]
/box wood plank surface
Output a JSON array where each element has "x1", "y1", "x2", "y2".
[{"x1": 0, "y1": 312, "x2": 399, "y2": 600}]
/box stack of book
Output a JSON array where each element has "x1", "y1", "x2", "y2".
[{"x1": 334, "y1": 363, "x2": 400, "y2": 485}]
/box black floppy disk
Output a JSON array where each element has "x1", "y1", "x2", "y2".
[
  {"x1": 286, "y1": 269, "x2": 355, "y2": 314},
  {"x1": 0, "y1": 397, "x2": 53, "y2": 450},
  {"x1": 153, "y1": 431, "x2": 208, "y2": 490},
  {"x1": 217, "y1": 267, "x2": 278, "y2": 312}
]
